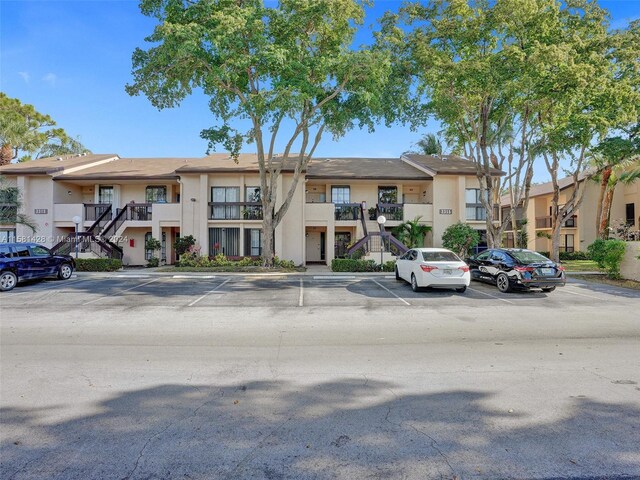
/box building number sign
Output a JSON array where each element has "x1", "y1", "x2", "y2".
[
  {"x1": 439, "y1": 209, "x2": 453, "y2": 215},
  {"x1": 34, "y1": 209, "x2": 48, "y2": 214}
]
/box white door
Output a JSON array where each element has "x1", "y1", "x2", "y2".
[{"x1": 306, "y1": 231, "x2": 322, "y2": 262}]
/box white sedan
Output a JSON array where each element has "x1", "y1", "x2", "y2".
[{"x1": 395, "y1": 248, "x2": 471, "y2": 293}]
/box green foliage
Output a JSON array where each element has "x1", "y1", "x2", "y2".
[
  {"x1": 392, "y1": 216, "x2": 432, "y2": 248},
  {"x1": 173, "y1": 235, "x2": 196, "y2": 256},
  {"x1": 145, "y1": 237, "x2": 162, "y2": 252},
  {"x1": 349, "y1": 247, "x2": 365, "y2": 260},
  {"x1": 559, "y1": 251, "x2": 591, "y2": 261},
  {"x1": 588, "y1": 239, "x2": 627, "y2": 278},
  {"x1": 441, "y1": 222, "x2": 480, "y2": 258},
  {"x1": 516, "y1": 220, "x2": 528, "y2": 249},
  {"x1": 74, "y1": 258, "x2": 122, "y2": 272},
  {"x1": 176, "y1": 253, "x2": 295, "y2": 270},
  {"x1": 382, "y1": 260, "x2": 396, "y2": 272},
  {"x1": 0, "y1": 178, "x2": 36, "y2": 232},
  {"x1": 273, "y1": 256, "x2": 296, "y2": 269},
  {"x1": 147, "y1": 257, "x2": 160, "y2": 268},
  {"x1": 331, "y1": 258, "x2": 379, "y2": 272}
]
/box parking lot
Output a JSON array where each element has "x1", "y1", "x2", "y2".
[
  {"x1": 2, "y1": 273, "x2": 640, "y2": 480},
  {"x1": 2, "y1": 271, "x2": 638, "y2": 310}
]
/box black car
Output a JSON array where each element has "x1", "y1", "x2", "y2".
[
  {"x1": 466, "y1": 248, "x2": 565, "y2": 293},
  {"x1": 0, "y1": 243, "x2": 75, "y2": 292}
]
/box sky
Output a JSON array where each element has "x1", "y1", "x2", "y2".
[{"x1": 1, "y1": 0, "x2": 639, "y2": 183}]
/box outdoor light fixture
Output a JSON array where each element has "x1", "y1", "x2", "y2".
[
  {"x1": 72, "y1": 215, "x2": 82, "y2": 259},
  {"x1": 377, "y1": 215, "x2": 387, "y2": 267}
]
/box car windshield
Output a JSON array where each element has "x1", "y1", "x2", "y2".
[
  {"x1": 421, "y1": 251, "x2": 461, "y2": 262},
  {"x1": 509, "y1": 250, "x2": 550, "y2": 264}
]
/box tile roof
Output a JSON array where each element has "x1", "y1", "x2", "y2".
[
  {"x1": 56, "y1": 157, "x2": 200, "y2": 180},
  {"x1": 403, "y1": 153, "x2": 505, "y2": 176},
  {"x1": 307, "y1": 157, "x2": 432, "y2": 179},
  {"x1": 175, "y1": 154, "x2": 300, "y2": 173},
  {"x1": 500, "y1": 172, "x2": 592, "y2": 205}
]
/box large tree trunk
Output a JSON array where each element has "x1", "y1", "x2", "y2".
[
  {"x1": 0, "y1": 143, "x2": 14, "y2": 165},
  {"x1": 600, "y1": 187, "x2": 615, "y2": 240},
  {"x1": 550, "y1": 221, "x2": 562, "y2": 263},
  {"x1": 261, "y1": 202, "x2": 275, "y2": 267},
  {"x1": 595, "y1": 167, "x2": 611, "y2": 238}
]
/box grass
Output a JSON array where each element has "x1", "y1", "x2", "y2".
[
  {"x1": 157, "y1": 266, "x2": 304, "y2": 273},
  {"x1": 560, "y1": 260, "x2": 603, "y2": 272},
  {"x1": 571, "y1": 274, "x2": 640, "y2": 291}
]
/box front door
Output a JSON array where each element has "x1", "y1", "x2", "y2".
[{"x1": 334, "y1": 232, "x2": 351, "y2": 259}]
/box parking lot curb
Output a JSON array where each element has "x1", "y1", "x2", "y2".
[{"x1": 74, "y1": 270, "x2": 394, "y2": 278}]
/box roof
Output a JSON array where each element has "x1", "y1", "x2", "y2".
[
  {"x1": 0, "y1": 154, "x2": 118, "y2": 175},
  {"x1": 55, "y1": 157, "x2": 200, "y2": 181},
  {"x1": 175, "y1": 154, "x2": 300, "y2": 174},
  {"x1": 403, "y1": 153, "x2": 505, "y2": 176},
  {"x1": 307, "y1": 157, "x2": 432, "y2": 180},
  {"x1": 500, "y1": 172, "x2": 591, "y2": 205}
]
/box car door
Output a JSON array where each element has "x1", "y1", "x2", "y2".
[
  {"x1": 471, "y1": 250, "x2": 493, "y2": 281},
  {"x1": 396, "y1": 250, "x2": 411, "y2": 280},
  {"x1": 28, "y1": 245, "x2": 56, "y2": 278},
  {"x1": 11, "y1": 245, "x2": 35, "y2": 279}
]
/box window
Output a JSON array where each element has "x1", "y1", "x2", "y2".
[
  {"x1": 30, "y1": 245, "x2": 50, "y2": 257},
  {"x1": 146, "y1": 186, "x2": 167, "y2": 203},
  {"x1": 145, "y1": 232, "x2": 153, "y2": 260},
  {"x1": 0, "y1": 229, "x2": 16, "y2": 243},
  {"x1": 211, "y1": 187, "x2": 240, "y2": 219},
  {"x1": 0, "y1": 245, "x2": 11, "y2": 258},
  {"x1": 244, "y1": 229, "x2": 262, "y2": 256},
  {"x1": 209, "y1": 227, "x2": 240, "y2": 256},
  {"x1": 331, "y1": 186, "x2": 350, "y2": 204},
  {"x1": 14, "y1": 245, "x2": 30, "y2": 257},
  {"x1": 626, "y1": 203, "x2": 636, "y2": 226},
  {"x1": 98, "y1": 186, "x2": 114, "y2": 204},
  {"x1": 244, "y1": 187, "x2": 262, "y2": 219},
  {"x1": 465, "y1": 189, "x2": 486, "y2": 221},
  {"x1": 490, "y1": 251, "x2": 508, "y2": 262},
  {"x1": 161, "y1": 232, "x2": 167, "y2": 261},
  {"x1": 245, "y1": 186, "x2": 261, "y2": 203},
  {"x1": 0, "y1": 187, "x2": 18, "y2": 203},
  {"x1": 378, "y1": 186, "x2": 398, "y2": 204},
  {"x1": 475, "y1": 250, "x2": 491, "y2": 261},
  {"x1": 422, "y1": 251, "x2": 461, "y2": 262},
  {"x1": 562, "y1": 234, "x2": 574, "y2": 253}
]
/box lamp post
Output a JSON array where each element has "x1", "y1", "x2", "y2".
[
  {"x1": 377, "y1": 215, "x2": 386, "y2": 268},
  {"x1": 72, "y1": 216, "x2": 81, "y2": 259}
]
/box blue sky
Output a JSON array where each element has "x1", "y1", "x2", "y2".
[{"x1": 1, "y1": 0, "x2": 639, "y2": 182}]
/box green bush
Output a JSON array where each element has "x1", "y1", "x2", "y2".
[
  {"x1": 588, "y1": 239, "x2": 627, "y2": 278},
  {"x1": 174, "y1": 235, "x2": 196, "y2": 256},
  {"x1": 442, "y1": 222, "x2": 480, "y2": 257},
  {"x1": 74, "y1": 258, "x2": 122, "y2": 272},
  {"x1": 147, "y1": 257, "x2": 159, "y2": 268},
  {"x1": 382, "y1": 260, "x2": 396, "y2": 272},
  {"x1": 331, "y1": 258, "x2": 378, "y2": 272},
  {"x1": 273, "y1": 256, "x2": 296, "y2": 269},
  {"x1": 559, "y1": 251, "x2": 590, "y2": 261}
]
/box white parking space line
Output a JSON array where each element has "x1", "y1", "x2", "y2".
[
  {"x1": 370, "y1": 279, "x2": 411, "y2": 306},
  {"x1": 384, "y1": 276, "x2": 395, "y2": 279},
  {"x1": 82, "y1": 278, "x2": 159, "y2": 305},
  {"x1": 467, "y1": 286, "x2": 515, "y2": 305},
  {"x1": 313, "y1": 276, "x2": 356, "y2": 280},
  {"x1": 187, "y1": 278, "x2": 231, "y2": 307},
  {"x1": 5, "y1": 278, "x2": 89, "y2": 296},
  {"x1": 114, "y1": 275, "x2": 151, "y2": 279},
  {"x1": 561, "y1": 286, "x2": 607, "y2": 300},
  {"x1": 172, "y1": 275, "x2": 215, "y2": 279},
  {"x1": 298, "y1": 278, "x2": 304, "y2": 307}
]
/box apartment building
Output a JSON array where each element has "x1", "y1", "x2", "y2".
[
  {"x1": 0, "y1": 152, "x2": 502, "y2": 265},
  {"x1": 502, "y1": 174, "x2": 640, "y2": 253}
]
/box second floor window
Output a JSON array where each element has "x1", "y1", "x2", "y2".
[
  {"x1": 331, "y1": 186, "x2": 350, "y2": 204},
  {"x1": 98, "y1": 186, "x2": 113, "y2": 204},
  {"x1": 465, "y1": 189, "x2": 486, "y2": 221},
  {"x1": 245, "y1": 186, "x2": 261, "y2": 203},
  {"x1": 211, "y1": 187, "x2": 240, "y2": 219},
  {"x1": 146, "y1": 186, "x2": 167, "y2": 203}
]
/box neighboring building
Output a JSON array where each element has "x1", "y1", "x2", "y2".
[
  {"x1": 502, "y1": 174, "x2": 640, "y2": 253},
  {"x1": 0, "y1": 153, "x2": 503, "y2": 265}
]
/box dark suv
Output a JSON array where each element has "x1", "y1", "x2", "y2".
[
  {"x1": 466, "y1": 248, "x2": 565, "y2": 293},
  {"x1": 0, "y1": 243, "x2": 75, "y2": 292}
]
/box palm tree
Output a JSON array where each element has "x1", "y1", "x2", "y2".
[
  {"x1": 392, "y1": 216, "x2": 432, "y2": 248},
  {"x1": 0, "y1": 177, "x2": 36, "y2": 232},
  {"x1": 414, "y1": 133, "x2": 443, "y2": 156}
]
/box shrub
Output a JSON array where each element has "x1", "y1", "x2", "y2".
[
  {"x1": 147, "y1": 257, "x2": 160, "y2": 268},
  {"x1": 273, "y1": 256, "x2": 296, "y2": 269},
  {"x1": 558, "y1": 251, "x2": 590, "y2": 261},
  {"x1": 442, "y1": 222, "x2": 480, "y2": 257},
  {"x1": 382, "y1": 260, "x2": 396, "y2": 272},
  {"x1": 174, "y1": 235, "x2": 196, "y2": 256},
  {"x1": 588, "y1": 239, "x2": 626, "y2": 278},
  {"x1": 74, "y1": 258, "x2": 122, "y2": 272},
  {"x1": 349, "y1": 247, "x2": 365, "y2": 260},
  {"x1": 331, "y1": 258, "x2": 378, "y2": 272}
]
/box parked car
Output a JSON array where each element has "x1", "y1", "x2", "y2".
[
  {"x1": 0, "y1": 243, "x2": 75, "y2": 292},
  {"x1": 466, "y1": 248, "x2": 565, "y2": 293},
  {"x1": 395, "y1": 248, "x2": 471, "y2": 293}
]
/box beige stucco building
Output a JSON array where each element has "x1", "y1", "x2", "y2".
[
  {"x1": 502, "y1": 175, "x2": 640, "y2": 253},
  {"x1": 0, "y1": 153, "x2": 502, "y2": 265}
]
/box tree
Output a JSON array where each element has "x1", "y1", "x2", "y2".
[
  {"x1": 0, "y1": 93, "x2": 89, "y2": 164},
  {"x1": 413, "y1": 133, "x2": 442, "y2": 156},
  {"x1": 392, "y1": 216, "x2": 432, "y2": 248},
  {"x1": 441, "y1": 222, "x2": 480, "y2": 258},
  {"x1": 0, "y1": 177, "x2": 36, "y2": 232},
  {"x1": 127, "y1": 0, "x2": 392, "y2": 267}
]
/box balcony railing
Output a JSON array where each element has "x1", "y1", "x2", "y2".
[
  {"x1": 209, "y1": 202, "x2": 263, "y2": 220},
  {"x1": 535, "y1": 215, "x2": 577, "y2": 229},
  {"x1": 84, "y1": 203, "x2": 112, "y2": 222},
  {"x1": 377, "y1": 203, "x2": 404, "y2": 221},
  {"x1": 334, "y1": 203, "x2": 361, "y2": 221},
  {"x1": 128, "y1": 204, "x2": 152, "y2": 221}
]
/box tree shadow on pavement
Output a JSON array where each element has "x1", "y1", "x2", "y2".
[{"x1": 1, "y1": 380, "x2": 639, "y2": 480}]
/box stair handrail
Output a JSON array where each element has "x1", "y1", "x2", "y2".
[
  {"x1": 359, "y1": 203, "x2": 368, "y2": 237},
  {"x1": 101, "y1": 204, "x2": 129, "y2": 241},
  {"x1": 88, "y1": 204, "x2": 112, "y2": 233}
]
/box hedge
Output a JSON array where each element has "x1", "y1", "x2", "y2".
[
  {"x1": 74, "y1": 258, "x2": 123, "y2": 272},
  {"x1": 559, "y1": 251, "x2": 590, "y2": 261},
  {"x1": 331, "y1": 258, "x2": 396, "y2": 272}
]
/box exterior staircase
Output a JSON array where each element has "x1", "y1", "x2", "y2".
[{"x1": 347, "y1": 203, "x2": 408, "y2": 258}]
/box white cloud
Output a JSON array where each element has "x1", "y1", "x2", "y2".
[
  {"x1": 18, "y1": 71, "x2": 30, "y2": 83},
  {"x1": 42, "y1": 73, "x2": 57, "y2": 86}
]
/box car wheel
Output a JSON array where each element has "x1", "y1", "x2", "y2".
[
  {"x1": 496, "y1": 273, "x2": 511, "y2": 293},
  {"x1": 455, "y1": 286, "x2": 467, "y2": 293},
  {"x1": 395, "y1": 267, "x2": 401, "y2": 281},
  {"x1": 411, "y1": 274, "x2": 420, "y2": 292},
  {"x1": 541, "y1": 286, "x2": 556, "y2": 292},
  {"x1": 58, "y1": 263, "x2": 73, "y2": 280},
  {"x1": 0, "y1": 271, "x2": 18, "y2": 292}
]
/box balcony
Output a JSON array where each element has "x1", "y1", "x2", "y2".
[
  {"x1": 535, "y1": 215, "x2": 577, "y2": 229},
  {"x1": 305, "y1": 203, "x2": 334, "y2": 223},
  {"x1": 153, "y1": 203, "x2": 180, "y2": 223},
  {"x1": 84, "y1": 203, "x2": 111, "y2": 222},
  {"x1": 334, "y1": 203, "x2": 361, "y2": 221},
  {"x1": 209, "y1": 202, "x2": 263, "y2": 220},
  {"x1": 403, "y1": 203, "x2": 433, "y2": 223},
  {"x1": 377, "y1": 203, "x2": 404, "y2": 222}
]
